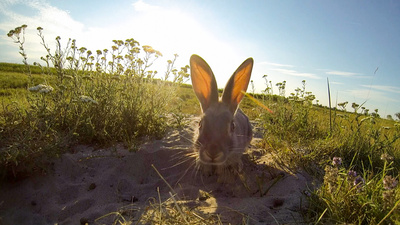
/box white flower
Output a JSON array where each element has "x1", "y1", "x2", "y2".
[
  {"x1": 332, "y1": 157, "x2": 342, "y2": 167},
  {"x1": 79, "y1": 95, "x2": 98, "y2": 104},
  {"x1": 39, "y1": 86, "x2": 54, "y2": 93},
  {"x1": 28, "y1": 84, "x2": 54, "y2": 93},
  {"x1": 383, "y1": 175, "x2": 398, "y2": 190}
]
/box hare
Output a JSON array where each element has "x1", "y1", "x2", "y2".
[{"x1": 190, "y1": 54, "x2": 253, "y2": 178}]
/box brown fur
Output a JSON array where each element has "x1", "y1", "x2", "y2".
[{"x1": 190, "y1": 54, "x2": 253, "y2": 177}]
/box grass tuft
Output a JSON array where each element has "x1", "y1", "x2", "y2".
[{"x1": 0, "y1": 25, "x2": 189, "y2": 180}]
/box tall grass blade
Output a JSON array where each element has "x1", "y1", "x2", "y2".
[{"x1": 327, "y1": 77, "x2": 332, "y2": 135}]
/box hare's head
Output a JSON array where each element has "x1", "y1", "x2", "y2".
[{"x1": 190, "y1": 54, "x2": 253, "y2": 170}]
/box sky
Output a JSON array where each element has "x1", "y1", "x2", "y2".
[{"x1": 1, "y1": 0, "x2": 399, "y2": 118}]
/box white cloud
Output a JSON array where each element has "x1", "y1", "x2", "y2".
[
  {"x1": 329, "y1": 81, "x2": 344, "y2": 85},
  {"x1": 133, "y1": 0, "x2": 160, "y2": 11},
  {"x1": 0, "y1": 1, "x2": 84, "y2": 35},
  {"x1": 360, "y1": 85, "x2": 400, "y2": 94},
  {"x1": 326, "y1": 70, "x2": 361, "y2": 76},
  {"x1": 0, "y1": 0, "x2": 246, "y2": 85},
  {"x1": 258, "y1": 61, "x2": 294, "y2": 68},
  {"x1": 344, "y1": 88, "x2": 399, "y2": 103},
  {"x1": 0, "y1": 0, "x2": 85, "y2": 63},
  {"x1": 259, "y1": 60, "x2": 319, "y2": 79},
  {"x1": 270, "y1": 68, "x2": 320, "y2": 79}
]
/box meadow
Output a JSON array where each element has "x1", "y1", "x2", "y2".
[{"x1": 1, "y1": 25, "x2": 399, "y2": 224}]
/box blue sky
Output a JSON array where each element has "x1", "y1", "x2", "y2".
[{"x1": 1, "y1": 0, "x2": 399, "y2": 117}]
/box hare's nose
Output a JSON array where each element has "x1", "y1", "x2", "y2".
[{"x1": 205, "y1": 147, "x2": 224, "y2": 162}]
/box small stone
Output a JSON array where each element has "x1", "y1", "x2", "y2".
[
  {"x1": 80, "y1": 217, "x2": 90, "y2": 225},
  {"x1": 88, "y1": 183, "x2": 96, "y2": 191},
  {"x1": 272, "y1": 198, "x2": 284, "y2": 208},
  {"x1": 198, "y1": 189, "x2": 211, "y2": 201}
]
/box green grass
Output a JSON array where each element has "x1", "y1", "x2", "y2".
[
  {"x1": 0, "y1": 62, "x2": 55, "y2": 75},
  {"x1": 1, "y1": 25, "x2": 191, "y2": 180},
  {"x1": 1, "y1": 24, "x2": 399, "y2": 224},
  {"x1": 245, "y1": 85, "x2": 400, "y2": 224}
]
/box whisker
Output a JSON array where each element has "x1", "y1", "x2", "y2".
[
  {"x1": 175, "y1": 160, "x2": 196, "y2": 185},
  {"x1": 162, "y1": 156, "x2": 194, "y2": 170},
  {"x1": 177, "y1": 133, "x2": 197, "y2": 145},
  {"x1": 169, "y1": 153, "x2": 189, "y2": 163},
  {"x1": 193, "y1": 160, "x2": 202, "y2": 182},
  {"x1": 170, "y1": 149, "x2": 191, "y2": 160},
  {"x1": 169, "y1": 150, "x2": 197, "y2": 163}
]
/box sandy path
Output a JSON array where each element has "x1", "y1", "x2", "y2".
[{"x1": 0, "y1": 116, "x2": 311, "y2": 224}]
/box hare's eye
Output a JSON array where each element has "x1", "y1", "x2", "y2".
[
  {"x1": 199, "y1": 120, "x2": 203, "y2": 128},
  {"x1": 230, "y1": 121, "x2": 235, "y2": 132}
]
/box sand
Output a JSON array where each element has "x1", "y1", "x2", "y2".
[{"x1": 0, "y1": 116, "x2": 311, "y2": 224}]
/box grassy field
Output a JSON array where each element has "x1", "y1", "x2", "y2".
[{"x1": 1, "y1": 25, "x2": 399, "y2": 224}]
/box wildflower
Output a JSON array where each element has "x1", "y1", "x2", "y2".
[
  {"x1": 39, "y1": 87, "x2": 54, "y2": 93},
  {"x1": 383, "y1": 176, "x2": 397, "y2": 208},
  {"x1": 79, "y1": 95, "x2": 98, "y2": 104},
  {"x1": 7, "y1": 30, "x2": 15, "y2": 37},
  {"x1": 380, "y1": 153, "x2": 394, "y2": 162},
  {"x1": 348, "y1": 170, "x2": 357, "y2": 178},
  {"x1": 332, "y1": 157, "x2": 342, "y2": 167},
  {"x1": 131, "y1": 47, "x2": 140, "y2": 54},
  {"x1": 79, "y1": 47, "x2": 87, "y2": 53},
  {"x1": 14, "y1": 26, "x2": 22, "y2": 34},
  {"x1": 383, "y1": 175, "x2": 398, "y2": 190},
  {"x1": 353, "y1": 176, "x2": 365, "y2": 191},
  {"x1": 155, "y1": 50, "x2": 163, "y2": 57},
  {"x1": 28, "y1": 84, "x2": 54, "y2": 93},
  {"x1": 142, "y1": 45, "x2": 155, "y2": 54},
  {"x1": 303, "y1": 190, "x2": 312, "y2": 197},
  {"x1": 383, "y1": 190, "x2": 395, "y2": 208},
  {"x1": 347, "y1": 170, "x2": 360, "y2": 187}
]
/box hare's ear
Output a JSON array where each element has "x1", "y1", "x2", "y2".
[
  {"x1": 190, "y1": 54, "x2": 219, "y2": 112},
  {"x1": 222, "y1": 58, "x2": 253, "y2": 113}
]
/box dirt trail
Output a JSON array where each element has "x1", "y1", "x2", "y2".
[{"x1": 0, "y1": 116, "x2": 311, "y2": 224}]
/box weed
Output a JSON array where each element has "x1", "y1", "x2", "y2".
[
  {"x1": 250, "y1": 76, "x2": 400, "y2": 223},
  {"x1": 0, "y1": 25, "x2": 189, "y2": 180},
  {"x1": 307, "y1": 156, "x2": 400, "y2": 224}
]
